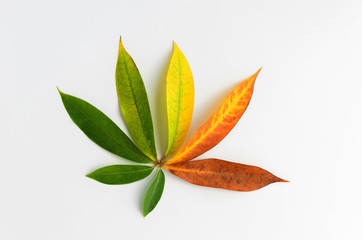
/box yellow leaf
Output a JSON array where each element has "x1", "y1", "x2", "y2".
[{"x1": 164, "y1": 42, "x2": 195, "y2": 159}]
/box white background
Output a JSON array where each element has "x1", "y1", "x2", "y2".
[{"x1": 1, "y1": 0, "x2": 362, "y2": 239}]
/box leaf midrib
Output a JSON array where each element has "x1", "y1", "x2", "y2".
[
  {"x1": 93, "y1": 168, "x2": 152, "y2": 176},
  {"x1": 167, "y1": 53, "x2": 183, "y2": 156},
  {"x1": 169, "y1": 166, "x2": 271, "y2": 180}
]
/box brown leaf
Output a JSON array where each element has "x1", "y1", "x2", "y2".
[{"x1": 165, "y1": 158, "x2": 288, "y2": 191}]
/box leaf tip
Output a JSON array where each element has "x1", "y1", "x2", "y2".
[
  {"x1": 247, "y1": 67, "x2": 262, "y2": 86},
  {"x1": 143, "y1": 211, "x2": 149, "y2": 217},
  {"x1": 57, "y1": 88, "x2": 67, "y2": 101},
  {"x1": 57, "y1": 87, "x2": 63, "y2": 95},
  {"x1": 118, "y1": 36, "x2": 125, "y2": 50},
  {"x1": 254, "y1": 67, "x2": 262, "y2": 78},
  {"x1": 172, "y1": 41, "x2": 180, "y2": 50}
]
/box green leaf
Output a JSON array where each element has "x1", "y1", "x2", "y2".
[
  {"x1": 115, "y1": 38, "x2": 158, "y2": 161},
  {"x1": 58, "y1": 89, "x2": 153, "y2": 163},
  {"x1": 143, "y1": 169, "x2": 165, "y2": 217},
  {"x1": 87, "y1": 165, "x2": 154, "y2": 185}
]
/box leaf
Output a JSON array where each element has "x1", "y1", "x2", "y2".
[
  {"x1": 58, "y1": 90, "x2": 153, "y2": 163},
  {"x1": 116, "y1": 38, "x2": 158, "y2": 161},
  {"x1": 59, "y1": 38, "x2": 288, "y2": 216},
  {"x1": 164, "y1": 42, "x2": 195, "y2": 159},
  {"x1": 167, "y1": 69, "x2": 261, "y2": 164},
  {"x1": 87, "y1": 165, "x2": 154, "y2": 185},
  {"x1": 165, "y1": 158, "x2": 287, "y2": 191},
  {"x1": 143, "y1": 169, "x2": 165, "y2": 217}
]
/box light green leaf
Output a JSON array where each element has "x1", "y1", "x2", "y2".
[
  {"x1": 87, "y1": 165, "x2": 154, "y2": 185},
  {"x1": 115, "y1": 38, "x2": 157, "y2": 161},
  {"x1": 143, "y1": 169, "x2": 165, "y2": 217},
  {"x1": 59, "y1": 90, "x2": 153, "y2": 163}
]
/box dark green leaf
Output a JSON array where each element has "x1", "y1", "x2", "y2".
[
  {"x1": 58, "y1": 89, "x2": 153, "y2": 163},
  {"x1": 116, "y1": 38, "x2": 158, "y2": 161},
  {"x1": 87, "y1": 165, "x2": 154, "y2": 185},
  {"x1": 143, "y1": 169, "x2": 165, "y2": 217}
]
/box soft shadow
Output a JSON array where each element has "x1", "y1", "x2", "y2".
[
  {"x1": 154, "y1": 44, "x2": 173, "y2": 159},
  {"x1": 188, "y1": 81, "x2": 240, "y2": 142}
]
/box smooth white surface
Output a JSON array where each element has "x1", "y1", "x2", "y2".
[{"x1": 1, "y1": 0, "x2": 362, "y2": 239}]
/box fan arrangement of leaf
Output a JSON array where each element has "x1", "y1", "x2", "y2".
[{"x1": 59, "y1": 38, "x2": 288, "y2": 217}]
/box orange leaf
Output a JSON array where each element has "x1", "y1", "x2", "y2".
[
  {"x1": 165, "y1": 158, "x2": 288, "y2": 191},
  {"x1": 166, "y1": 69, "x2": 261, "y2": 164}
]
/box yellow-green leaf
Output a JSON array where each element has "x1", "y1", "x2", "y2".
[
  {"x1": 116, "y1": 38, "x2": 158, "y2": 162},
  {"x1": 164, "y1": 42, "x2": 195, "y2": 159}
]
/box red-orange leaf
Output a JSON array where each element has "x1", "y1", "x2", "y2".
[
  {"x1": 166, "y1": 69, "x2": 261, "y2": 164},
  {"x1": 165, "y1": 158, "x2": 288, "y2": 191}
]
